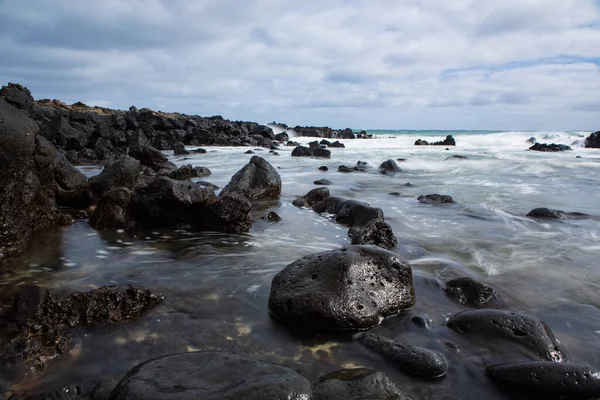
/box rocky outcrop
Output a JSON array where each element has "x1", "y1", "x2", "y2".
[
  {"x1": 0, "y1": 83, "x2": 280, "y2": 165},
  {"x1": 0, "y1": 285, "x2": 162, "y2": 368},
  {"x1": 0, "y1": 98, "x2": 77, "y2": 258},
  {"x1": 444, "y1": 277, "x2": 495, "y2": 306},
  {"x1": 487, "y1": 362, "x2": 600, "y2": 400},
  {"x1": 219, "y1": 156, "x2": 281, "y2": 201},
  {"x1": 268, "y1": 245, "x2": 415, "y2": 330},
  {"x1": 432, "y1": 135, "x2": 456, "y2": 146},
  {"x1": 313, "y1": 368, "x2": 414, "y2": 400},
  {"x1": 585, "y1": 131, "x2": 600, "y2": 148},
  {"x1": 358, "y1": 334, "x2": 448, "y2": 379},
  {"x1": 447, "y1": 309, "x2": 566, "y2": 362},
  {"x1": 379, "y1": 159, "x2": 401, "y2": 174},
  {"x1": 291, "y1": 145, "x2": 331, "y2": 158},
  {"x1": 418, "y1": 194, "x2": 455, "y2": 204},
  {"x1": 529, "y1": 143, "x2": 572, "y2": 152},
  {"x1": 291, "y1": 126, "x2": 357, "y2": 139},
  {"x1": 109, "y1": 351, "x2": 312, "y2": 400}
]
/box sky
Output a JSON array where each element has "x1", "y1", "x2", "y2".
[{"x1": 0, "y1": 0, "x2": 599, "y2": 130}]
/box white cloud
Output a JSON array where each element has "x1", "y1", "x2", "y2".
[{"x1": 0, "y1": 0, "x2": 599, "y2": 129}]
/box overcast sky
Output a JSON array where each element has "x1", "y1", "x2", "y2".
[{"x1": 1, "y1": 0, "x2": 599, "y2": 130}]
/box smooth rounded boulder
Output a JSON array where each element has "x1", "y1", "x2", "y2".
[
  {"x1": 487, "y1": 362, "x2": 600, "y2": 400},
  {"x1": 313, "y1": 368, "x2": 414, "y2": 400},
  {"x1": 109, "y1": 351, "x2": 312, "y2": 400},
  {"x1": 447, "y1": 309, "x2": 566, "y2": 362},
  {"x1": 268, "y1": 245, "x2": 415, "y2": 331},
  {"x1": 379, "y1": 159, "x2": 401, "y2": 174},
  {"x1": 219, "y1": 156, "x2": 281, "y2": 200},
  {"x1": 358, "y1": 333, "x2": 448, "y2": 379}
]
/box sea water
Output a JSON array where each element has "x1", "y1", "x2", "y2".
[{"x1": 1, "y1": 130, "x2": 599, "y2": 399}]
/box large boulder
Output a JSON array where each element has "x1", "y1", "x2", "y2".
[
  {"x1": 358, "y1": 334, "x2": 448, "y2": 379},
  {"x1": 219, "y1": 156, "x2": 281, "y2": 200},
  {"x1": 585, "y1": 131, "x2": 600, "y2": 148},
  {"x1": 109, "y1": 351, "x2": 312, "y2": 400},
  {"x1": 487, "y1": 362, "x2": 600, "y2": 400},
  {"x1": 88, "y1": 156, "x2": 145, "y2": 199},
  {"x1": 313, "y1": 368, "x2": 414, "y2": 400},
  {"x1": 268, "y1": 245, "x2": 415, "y2": 330},
  {"x1": 128, "y1": 145, "x2": 177, "y2": 173},
  {"x1": 0, "y1": 99, "x2": 71, "y2": 258},
  {"x1": 348, "y1": 219, "x2": 398, "y2": 249},
  {"x1": 447, "y1": 309, "x2": 566, "y2": 362},
  {"x1": 291, "y1": 145, "x2": 331, "y2": 158}
]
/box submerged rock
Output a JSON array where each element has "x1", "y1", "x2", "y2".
[
  {"x1": 529, "y1": 143, "x2": 572, "y2": 152},
  {"x1": 338, "y1": 165, "x2": 357, "y2": 173},
  {"x1": 358, "y1": 333, "x2": 448, "y2": 379},
  {"x1": 444, "y1": 277, "x2": 495, "y2": 306},
  {"x1": 379, "y1": 159, "x2": 401, "y2": 174},
  {"x1": 314, "y1": 179, "x2": 332, "y2": 185},
  {"x1": 268, "y1": 245, "x2": 415, "y2": 330},
  {"x1": 418, "y1": 194, "x2": 455, "y2": 204},
  {"x1": 447, "y1": 309, "x2": 566, "y2": 362},
  {"x1": 527, "y1": 136, "x2": 537, "y2": 144},
  {"x1": 526, "y1": 207, "x2": 589, "y2": 220},
  {"x1": 292, "y1": 187, "x2": 331, "y2": 208},
  {"x1": 0, "y1": 285, "x2": 163, "y2": 368},
  {"x1": 445, "y1": 155, "x2": 468, "y2": 160},
  {"x1": 291, "y1": 145, "x2": 331, "y2": 158},
  {"x1": 109, "y1": 351, "x2": 312, "y2": 400},
  {"x1": 264, "y1": 211, "x2": 281, "y2": 222},
  {"x1": 313, "y1": 368, "x2": 414, "y2": 400},
  {"x1": 348, "y1": 219, "x2": 398, "y2": 249},
  {"x1": 219, "y1": 156, "x2": 281, "y2": 200},
  {"x1": 487, "y1": 361, "x2": 600, "y2": 400}
]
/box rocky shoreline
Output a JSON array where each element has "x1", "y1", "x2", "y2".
[{"x1": 2, "y1": 83, "x2": 600, "y2": 399}]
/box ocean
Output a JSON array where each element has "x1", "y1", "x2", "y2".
[{"x1": 1, "y1": 129, "x2": 599, "y2": 399}]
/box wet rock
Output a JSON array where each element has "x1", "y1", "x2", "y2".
[
  {"x1": 432, "y1": 135, "x2": 456, "y2": 146},
  {"x1": 130, "y1": 177, "x2": 252, "y2": 233},
  {"x1": 128, "y1": 145, "x2": 177, "y2": 173},
  {"x1": 109, "y1": 351, "x2": 312, "y2": 400},
  {"x1": 527, "y1": 136, "x2": 537, "y2": 144},
  {"x1": 263, "y1": 211, "x2": 281, "y2": 222},
  {"x1": 414, "y1": 139, "x2": 429, "y2": 145},
  {"x1": 197, "y1": 181, "x2": 219, "y2": 190},
  {"x1": 245, "y1": 149, "x2": 255, "y2": 154},
  {"x1": 313, "y1": 197, "x2": 384, "y2": 226},
  {"x1": 0, "y1": 285, "x2": 163, "y2": 368},
  {"x1": 396, "y1": 158, "x2": 406, "y2": 162},
  {"x1": 292, "y1": 187, "x2": 331, "y2": 208},
  {"x1": 287, "y1": 140, "x2": 301, "y2": 147},
  {"x1": 308, "y1": 140, "x2": 320, "y2": 148},
  {"x1": 445, "y1": 155, "x2": 468, "y2": 160},
  {"x1": 89, "y1": 188, "x2": 133, "y2": 229},
  {"x1": 313, "y1": 368, "x2": 414, "y2": 400},
  {"x1": 447, "y1": 309, "x2": 566, "y2": 362},
  {"x1": 529, "y1": 143, "x2": 572, "y2": 152},
  {"x1": 526, "y1": 207, "x2": 590, "y2": 220},
  {"x1": 585, "y1": 131, "x2": 600, "y2": 148},
  {"x1": 191, "y1": 148, "x2": 207, "y2": 154},
  {"x1": 348, "y1": 219, "x2": 398, "y2": 249},
  {"x1": 168, "y1": 164, "x2": 212, "y2": 181},
  {"x1": 320, "y1": 139, "x2": 331, "y2": 146},
  {"x1": 388, "y1": 192, "x2": 402, "y2": 196},
  {"x1": 318, "y1": 166, "x2": 329, "y2": 171},
  {"x1": 379, "y1": 159, "x2": 401, "y2": 174},
  {"x1": 88, "y1": 157, "x2": 144, "y2": 199},
  {"x1": 291, "y1": 145, "x2": 331, "y2": 158},
  {"x1": 487, "y1": 361, "x2": 600, "y2": 400},
  {"x1": 219, "y1": 156, "x2": 281, "y2": 201},
  {"x1": 358, "y1": 333, "x2": 448, "y2": 379},
  {"x1": 338, "y1": 165, "x2": 357, "y2": 173},
  {"x1": 268, "y1": 245, "x2": 415, "y2": 330},
  {"x1": 355, "y1": 161, "x2": 368, "y2": 171},
  {"x1": 329, "y1": 141, "x2": 345, "y2": 148},
  {"x1": 172, "y1": 141, "x2": 189, "y2": 155},
  {"x1": 444, "y1": 277, "x2": 495, "y2": 306},
  {"x1": 274, "y1": 132, "x2": 289, "y2": 142},
  {"x1": 314, "y1": 179, "x2": 332, "y2": 185},
  {"x1": 411, "y1": 315, "x2": 432, "y2": 329},
  {"x1": 418, "y1": 194, "x2": 455, "y2": 204}
]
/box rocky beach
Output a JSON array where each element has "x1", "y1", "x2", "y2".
[{"x1": 1, "y1": 83, "x2": 600, "y2": 400}]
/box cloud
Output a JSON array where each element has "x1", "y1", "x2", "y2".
[{"x1": 0, "y1": 0, "x2": 599, "y2": 130}]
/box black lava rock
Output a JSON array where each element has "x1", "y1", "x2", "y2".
[
  {"x1": 291, "y1": 145, "x2": 331, "y2": 158},
  {"x1": 379, "y1": 159, "x2": 402, "y2": 174},
  {"x1": 487, "y1": 361, "x2": 600, "y2": 400},
  {"x1": 414, "y1": 139, "x2": 429, "y2": 145},
  {"x1": 219, "y1": 156, "x2": 281, "y2": 201},
  {"x1": 445, "y1": 155, "x2": 468, "y2": 160},
  {"x1": 585, "y1": 131, "x2": 600, "y2": 148},
  {"x1": 109, "y1": 351, "x2": 312, "y2": 400},
  {"x1": 444, "y1": 277, "x2": 495, "y2": 306},
  {"x1": 265, "y1": 211, "x2": 281, "y2": 222},
  {"x1": 313, "y1": 198, "x2": 384, "y2": 226},
  {"x1": 89, "y1": 187, "x2": 133, "y2": 229},
  {"x1": 314, "y1": 179, "x2": 332, "y2": 185},
  {"x1": 418, "y1": 194, "x2": 455, "y2": 204},
  {"x1": 89, "y1": 157, "x2": 145, "y2": 199},
  {"x1": 292, "y1": 187, "x2": 331, "y2": 208},
  {"x1": 432, "y1": 135, "x2": 456, "y2": 146},
  {"x1": 348, "y1": 219, "x2": 397, "y2": 249},
  {"x1": 313, "y1": 368, "x2": 413, "y2": 400},
  {"x1": 329, "y1": 141, "x2": 345, "y2": 148},
  {"x1": 318, "y1": 166, "x2": 329, "y2": 171},
  {"x1": 447, "y1": 309, "x2": 566, "y2": 362},
  {"x1": 268, "y1": 245, "x2": 415, "y2": 331},
  {"x1": 244, "y1": 149, "x2": 255, "y2": 154},
  {"x1": 128, "y1": 145, "x2": 177, "y2": 173},
  {"x1": 529, "y1": 143, "x2": 572, "y2": 152},
  {"x1": 172, "y1": 141, "x2": 189, "y2": 155},
  {"x1": 358, "y1": 333, "x2": 448, "y2": 379}
]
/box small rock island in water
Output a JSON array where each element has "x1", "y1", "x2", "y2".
[{"x1": 1, "y1": 82, "x2": 600, "y2": 400}]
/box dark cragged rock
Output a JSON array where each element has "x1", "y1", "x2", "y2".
[
  {"x1": 0, "y1": 285, "x2": 163, "y2": 368},
  {"x1": 89, "y1": 187, "x2": 133, "y2": 230},
  {"x1": 318, "y1": 165, "x2": 329, "y2": 171},
  {"x1": 414, "y1": 139, "x2": 429, "y2": 145},
  {"x1": 487, "y1": 361, "x2": 600, "y2": 400},
  {"x1": 168, "y1": 164, "x2": 211, "y2": 181},
  {"x1": 444, "y1": 277, "x2": 495, "y2": 306},
  {"x1": 291, "y1": 145, "x2": 331, "y2": 158},
  {"x1": 219, "y1": 156, "x2": 281, "y2": 201},
  {"x1": 264, "y1": 211, "x2": 281, "y2": 222},
  {"x1": 314, "y1": 179, "x2": 332, "y2": 185},
  {"x1": 313, "y1": 368, "x2": 414, "y2": 400},
  {"x1": 431, "y1": 135, "x2": 456, "y2": 146},
  {"x1": 526, "y1": 207, "x2": 589, "y2": 220},
  {"x1": 529, "y1": 143, "x2": 572, "y2": 152},
  {"x1": 379, "y1": 159, "x2": 402, "y2": 174},
  {"x1": 329, "y1": 140, "x2": 345, "y2": 148},
  {"x1": 418, "y1": 194, "x2": 456, "y2": 204},
  {"x1": 348, "y1": 219, "x2": 398, "y2": 249},
  {"x1": 292, "y1": 187, "x2": 331, "y2": 208},
  {"x1": 358, "y1": 333, "x2": 449, "y2": 379},
  {"x1": 172, "y1": 141, "x2": 188, "y2": 155},
  {"x1": 128, "y1": 145, "x2": 177, "y2": 173},
  {"x1": 109, "y1": 351, "x2": 312, "y2": 400},
  {"x1": 313, "y1": 197, "x2": 384, "y2": 226},
  {"x1": 88, "y1": 157, "x2": 145, "y2": 199},
  {"x1": 268, "y1": 245, "x2": 415, "y2": 331},
  {"x1": 447, "y1": 309, "x2": 566, "y2": 362},
  {"x1": 585, "y1": 131, "x2": 600, "y2": 148}
]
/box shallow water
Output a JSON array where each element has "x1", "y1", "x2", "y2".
[{"x1": 1, "y1": 132, "x2": 600, "y2": 399}]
